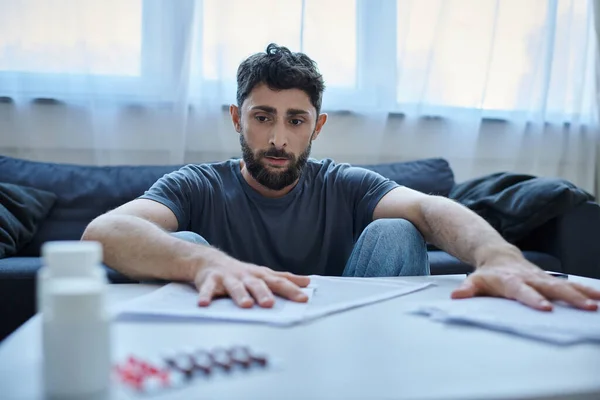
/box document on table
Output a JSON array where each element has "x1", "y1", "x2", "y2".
[
  {"x1": 303, "y1": 276, "x2": 433, "y2": 322},
  {"x1": 411, "y1": 297, "x2": 600, "y2": 345},
  {"x1": 117, "y1": 276, "x2": 433, "y2": 326},
  {"x1": 116, "y1": 283, "x2": 315, "y2": 326}
]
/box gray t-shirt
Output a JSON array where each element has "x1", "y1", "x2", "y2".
[{"x1": 140, "y1": 158, "x2": 398, "y2": 276}]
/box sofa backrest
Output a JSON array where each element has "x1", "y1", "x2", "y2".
[
  {"x1": 0, "y1": 156, "x2": 184, "y2": 256},
  {"x1": 0, "y1": 155, "x2": 455, "y2": 256},
  {"x1": 358, "y1": 158, "x2": 455, "y2": 197}
]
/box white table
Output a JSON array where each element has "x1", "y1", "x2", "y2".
[{"x1": 1, "y1": 275, "x2": 599, "y2": 400}]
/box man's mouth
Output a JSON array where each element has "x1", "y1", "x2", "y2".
[{"x1": 264, "y1": 156, "x2": 289, "y2": 166}]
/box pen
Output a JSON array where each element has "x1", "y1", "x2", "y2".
[{"x1": 545, "y1": 271, "x2": 568, "y2": 279}]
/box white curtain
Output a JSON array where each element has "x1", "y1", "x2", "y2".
[{"x1": 0, "y1": 0, "x2": 598, "y2": 193}]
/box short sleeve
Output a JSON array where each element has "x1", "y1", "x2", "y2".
[
  {"x1": 337, "y1": 165, "x2": 399, "y2": 235},
  {"x1": 138, "y1": 165, "x2": 203, "y2": 231}
]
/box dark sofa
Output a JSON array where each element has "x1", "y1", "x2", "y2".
[{"x1": 1, "y1": 155, "x2": 599, "y2": 341}]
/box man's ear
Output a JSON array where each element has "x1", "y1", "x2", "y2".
[
  {"x1": 230, "y1": 104, "x2": 242, "y2": 133},
  {"x1": 312, "y1": 113, "x2": 328, "y2": 140}
]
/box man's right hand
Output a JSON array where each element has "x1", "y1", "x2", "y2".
[{"x1": 193, "y1": 254, "x2": 311, "y2": 308}]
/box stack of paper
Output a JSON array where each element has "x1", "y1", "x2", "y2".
[
  {"x1": 116, "y1": 283, "x2": 315, "y2": 326},
  {"x1": 411, "y1": 297, "x2": 600, "y2": 345},
  {"x1": 117, "y1": 276, "x2": 433, "y2": 326}
]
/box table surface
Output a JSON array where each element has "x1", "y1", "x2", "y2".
[{"x1": 1, "y1": 275, "x2": 599, "y2": 400}]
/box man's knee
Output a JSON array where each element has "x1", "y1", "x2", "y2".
[
  {"x1": 363, "y1": 218, "x2": 425, "y2": 246},
  {"x1": 364, "y1": 218, "x2": 429, "y2": 274},
  {"x1": 171, "y1": 231, "x2": 209, "y2": 246},
  {"x1": 347, "y1": 218, "x2": 430, "y2": 277}
]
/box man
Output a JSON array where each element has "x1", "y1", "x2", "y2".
[{"x1": 82, "y1": 44, "x2": 600, "y2": 311}]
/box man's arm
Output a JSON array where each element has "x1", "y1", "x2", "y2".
[
  {"x1": 81, "y1": 199, "x2": 219, "y2": 282},
  {"x1": 373, "y1": 187, "x2": 600, "y2": 311},
  {"x1": 373, "y1": 187, "x2": 521, "y2": 268},
  {"x1": 82, "y1": 199, "x2": 309, "y2": 307}
]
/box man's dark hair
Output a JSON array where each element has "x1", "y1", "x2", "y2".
[{"x1": 236, "y1": 43, "x2": 325, "y2": 114}]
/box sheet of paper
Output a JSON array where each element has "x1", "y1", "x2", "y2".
[
  {"x1": 305, "y1": 276, "x2": 434, "y2": 322},
  {"x1": 117, "y1": 283, "x2": 314, "y2": 326},
  {"x1": 412, "y1": 297, "x2": 600, "y2": 345},
  {"x1": 117, "y1": 276, "x2": 433, "y2": 326}
]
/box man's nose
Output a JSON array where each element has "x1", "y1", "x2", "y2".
[{"x1": 268, "y1": 121, "x2": 288, "y2": 148}]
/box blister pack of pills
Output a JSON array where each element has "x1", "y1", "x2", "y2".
[{"x1": 113, "y1": 345, "x2": 271, "y2": 396}]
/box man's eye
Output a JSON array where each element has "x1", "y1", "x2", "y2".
[
  {"x1": 290, "y1": 119, "x2": 303, "y2": 126},
  {"x1": 255, "y1": 115, "x2": 269, "y2": 122}
]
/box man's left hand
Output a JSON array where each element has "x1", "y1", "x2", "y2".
[{"x1": 451, "y1": 259, "x2": 600, "y2": 311}]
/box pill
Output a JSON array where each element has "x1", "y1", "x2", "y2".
[
  {"x1": 167, "y1": 369, "x2": 187, "y2": 388},
  {"x1": 227, "y1": 346, "x2": 252, "y2": 368},
  {"x1": 191, "y1": 350, "x2": 213, "y2": 375},
  {"x1": 210, "y1": 348, "x2": 233, "y2": 371},
  {"x1": 119, "y1": 369, "x2": 144, "y2": 390},
  {"x1": 139, "y1": 359, "x2": 161, "y2": 376},
  {"x1": 149, "y1": 355, "x2": 186, "y2": 387},
  {"x1": 248, "y1": 352, "x2": 268, "y2": 367},
  {"x1": 115, "y1": 361, "x2": 146, "y2": 381},
  {"x1": 165, "y1": 354, "x2": 195, "y2": 379},
  {"x1": 126, "y1": 355, "x2": 145, "y2": 369},
  {"x1": 140, "y1": 375, "x2": 163, "y2": 394}
]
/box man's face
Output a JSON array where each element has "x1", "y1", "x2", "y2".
[
  {"x1": 232, "y1": 84, "x2": 326, "y2": 191},
  {"x1": 239, "y1": 132, "x2": 311, "y2": 191}
]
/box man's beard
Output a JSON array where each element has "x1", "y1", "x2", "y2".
[{"x1": 240, "y1": 134, "x2": 312, "y2": 191}]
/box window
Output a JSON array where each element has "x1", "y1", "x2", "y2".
[
  {"x1": 193, "y1": 0, "x2": 360, "y2": 106},
  {"x1": 0, "y1": 0, "x2": 142, "y2": 76},
  {"x1": 394, "y1": 0, "x2": 593, "y2": 119},
  {"x1": 0, "y1": 0, "x2": 150, "y2": 100},
  {"x1": 0, "y1": 0, "x2": 594, "y2": 119}
]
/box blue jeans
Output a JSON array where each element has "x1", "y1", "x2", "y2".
[{"x1": 172, "y1": 218, "x2": 430, "y2": 277}]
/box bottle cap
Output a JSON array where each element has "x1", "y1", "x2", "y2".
[
  {"x1": 46, "y1": 278, "x2": 105, "y2": 320},
  {"x1": 42, "y1": 241, "x2": 103, "y2": 277}
]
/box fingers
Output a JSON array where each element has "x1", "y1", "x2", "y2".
[
  {"x1": 223, "y1": 276, "x2": 254, "y2": 308},
  {"x1": 275, "y1": 271, "x2": 311, "y2": 288},
  {"x1": 264, "y1": 276, "x2": 308, "y2": 303},
  {"x1": 450, "y1": 278, "x2": 479, "y2": 299},
  {"x1": 197, "y1": 273, "x2": 219, "y2": 307},
  {"x1": 529, "y1": 279, "x2": 598, "y2": 311},
  {"x1": 254, "y1": 266, "x2": 310, "y2": 287},
  {"x1": 571, "y1": 282, "x2": 600, "y2": 301},
  {"x1": 506, "y1": 281, "x2": 553, "y2": 311},
  {"x1": 243, "y1": 277, "x2": 275, "y2": 308},
  {"x1": 451, "y1": 267, "x2": 600, "y2": 311},
  {"x1": 196, "y1": 264, "x2": 309, "y2": 309},
  {"x1": 197, "y1": 274, "x2": 274, "y2": 308},
  {"x1": 254, "y1": 266, "x2": 310, "y2": 298},
  {"x1": 454, "y1": 273, "x2": 552, "y2": 310}
]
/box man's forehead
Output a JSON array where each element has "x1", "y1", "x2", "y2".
[{"x1": 244, "y1": 85, "x2": 315, "y2": 115}]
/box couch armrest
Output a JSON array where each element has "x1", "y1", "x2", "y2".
[
  {"x1": 551, "y1": 201, "x2": 600, "y2": 279},
  {"x1": 517, "y1": 201, "x2": 600, "y2": 279}
]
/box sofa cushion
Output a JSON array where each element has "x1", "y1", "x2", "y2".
[
  {"x1": 450, "y1": 172, "x2": 594, "y2": 243},
  {"x1": 0, "y1": 156, "x2": 184, "y2": 256},
  {"x1": 358, "y1": 158, "x2": 455, "y2": 196},
  {"x1": 0, "y1": 183, "x2": 57, "y2": 258},
  {"x1": 428, "y1": 250, "x2": 562, "y2": 275}
]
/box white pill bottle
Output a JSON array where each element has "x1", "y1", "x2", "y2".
[{"x1": 39, "y1": 241, "x2": 112, "y2": 399}]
